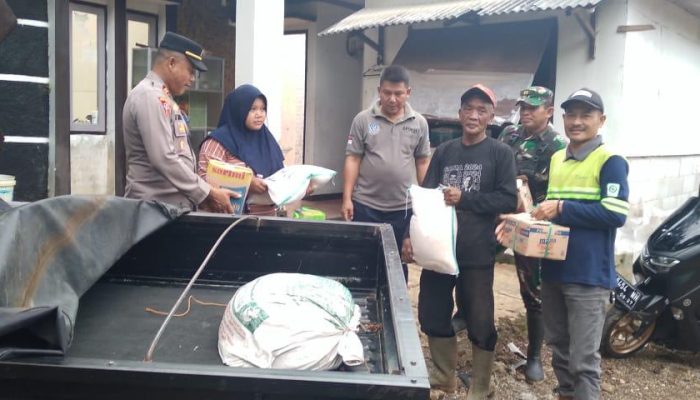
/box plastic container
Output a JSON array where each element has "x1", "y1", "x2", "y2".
[
  {"x1": 292, "y1": 206, "x2": 326, "y2": 221},
  {"x1": 0, "y1": 175, "x2": 16, "y2": 202}
]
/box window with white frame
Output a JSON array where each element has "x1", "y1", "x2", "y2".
[
  {"x1": 69, "y1": 2, "x2": 106, "y2": 133},
  {"x1": 127, "y1": 11, "x2": 158, "y2": 89}
]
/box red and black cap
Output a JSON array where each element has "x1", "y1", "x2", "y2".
[
  {"x1": 159, "y1": 31, "x2": 208, "y2": 72},
  {"x1": 460, "y1": 84, "x2": 497, "y2": 108}
]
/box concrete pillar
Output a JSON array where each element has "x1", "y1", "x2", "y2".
[{"x1": 235, "y1": 0, "x2": 284, "y2": 140}]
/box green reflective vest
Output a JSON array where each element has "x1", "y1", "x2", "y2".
[{"x1": 547, "y1": 145, "x2": 629, "y2": 215}]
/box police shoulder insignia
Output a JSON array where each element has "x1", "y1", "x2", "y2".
[
  {"x1": 158, "y1": 96, "x2": 172, "y2": 118},
  {"x1": 606, "y1": 183, "x2": 621, "y2": 197}
]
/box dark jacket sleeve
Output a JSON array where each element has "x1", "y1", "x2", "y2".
[
  {"x1": 456, "y1": 142, "x2": 518, "y2": 215},
  {"x1": 555, "y1": 155, "x2": 629, "y2": 229}
]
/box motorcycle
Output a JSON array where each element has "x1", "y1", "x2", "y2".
[{"x1": 601, "y1": 186, "x2": 700, "y2": 358}]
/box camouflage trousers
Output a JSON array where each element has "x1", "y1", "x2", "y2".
[{"x1": 514, "y1": 253, "x2": 542, "y2": 313}]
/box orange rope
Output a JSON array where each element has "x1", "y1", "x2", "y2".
[{"x1": 145, "y1": 295, "x2": 227, "y2": 318}]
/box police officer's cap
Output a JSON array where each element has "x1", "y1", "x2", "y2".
[{"x1": 159, "y1": 32, "x2": 208, "y2": 72}]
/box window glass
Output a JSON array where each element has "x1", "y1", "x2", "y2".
[
  {"x1": 127, "y1": 13, "x2": 157, "y2": 88},
  {"x1": 70, "y1": 3, "x2": 105, "y2": 132}
]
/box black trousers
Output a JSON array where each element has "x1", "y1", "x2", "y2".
[
  {"x1": 419, "y1": 267, "x2": 497, "y2": 351},
  {"x1": 514, "y1": 253, "x2": 542, "y2": 313},
  {"x1": 352, "y1": 200, "x2": 412, "y2": 281}
]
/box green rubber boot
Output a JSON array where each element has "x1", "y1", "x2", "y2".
[
  {"x1": 466, "y1": 346, "x2": 494, "y2": 400},
  {"x1": 427, "y1": 336, "x2": 458, "y2": 393}
]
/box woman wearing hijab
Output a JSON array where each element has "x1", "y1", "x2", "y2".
[{"x1": 198, "y1": 84, "x2": 284, "y2": 216}]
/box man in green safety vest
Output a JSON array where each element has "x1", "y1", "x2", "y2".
[{"x1": 531, "y1": 88, "x2": 629, "y2": 400}]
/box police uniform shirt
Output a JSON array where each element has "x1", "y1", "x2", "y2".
[{"x1": 123, "y1": 71, "x2": 210, "y2": 209}]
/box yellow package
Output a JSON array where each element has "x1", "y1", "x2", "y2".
[{"x1": 207, "y1": 160, "x2": 253, "y2": 215}]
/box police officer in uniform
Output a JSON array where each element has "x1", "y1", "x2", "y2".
[{"x1": 123, "y1": 32, "x2": 236, "y2": 212}]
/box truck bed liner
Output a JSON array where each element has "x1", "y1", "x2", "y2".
[
  {"x1": 0, "y1": 213, "x2": 429, "y2": 399},
  {"x1": 70, "y1": 280, "x2": 384, "y2": 372}
]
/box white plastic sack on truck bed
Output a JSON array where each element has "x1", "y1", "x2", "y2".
[
  {"x1": 247, "y1": 165, "x2": 336, "y2": 206},
  {"x1": 408, "y1": 185, "x2": 459, "y2": 275},
  {"x1": 218, "y1": 273, "x2": 364, "y2": 370}
]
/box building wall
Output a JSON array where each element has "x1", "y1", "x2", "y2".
[
  {"x1": 626, "y1": 155, "x2": 700, "y2": 224},
  {"x1": 0, "y1": 0, "x2": 50, "y2": 202},
  {"x1": 361, "y1": 25, "x2": 408, "y2": 107},
  {"x1": 621, "y1": 0, "x2": 700, "y2": 158},
  {"x1": 234, "y1": 0, "x2": 285, "y2": 141},
  {"x1": 552, "y1": 0, "x2": 628, "y2": 143},
  {"x1": 177, "y1": 0, "x2": 236, "y2": 95},
  {"x1": 616, "y1": 0, "x2": 700, "y2": 265},
  {"x1": 547, "y1": 0, "x2": 700, "y2": 268},
  {"x1": 304, "y1": 1, "x2": 363, "y2": 195},
  {"x1": 550, "y1": 0, "x2": 700, "y2": 260},
  {"x1": 70, "y1": 0, "x2": 166, "y2": 195}
]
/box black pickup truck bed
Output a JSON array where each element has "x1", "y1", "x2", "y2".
[{"x1": 0, "y1": 213, "x2": 429, "y2": 399}]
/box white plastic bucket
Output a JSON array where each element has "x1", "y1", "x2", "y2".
[{"x1": 0, "y1": 175, "x2": 16, "y2": 202}]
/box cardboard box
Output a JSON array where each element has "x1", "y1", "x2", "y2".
[
  {"x1": 500, "y1": 213, "x2": 570, "y2": 260},
  {"x1": 207, "y1": 160, "x2": 253, "y2": 215},
  {"x1": 517, "y1": 178, "x2": 534, "y2": 213}
]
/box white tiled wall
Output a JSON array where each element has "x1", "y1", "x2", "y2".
[
  {"x1": 616, "y1": 155, "x2": 700, "y2": 276},
  {"x1": 628, "y1": 155, "x2": 700, "y2": 215}
]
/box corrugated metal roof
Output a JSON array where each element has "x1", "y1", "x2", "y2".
[
  {"x1": 669, "y1": 0, "x2": 700, "y2": 18},
  {"x1": 319, "y1": 0, "x2": 603, "y2": 36}
]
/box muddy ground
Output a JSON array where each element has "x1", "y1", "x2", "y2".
[{"x1": 406, "y1": 264, "x2": 700, "y2": 400}]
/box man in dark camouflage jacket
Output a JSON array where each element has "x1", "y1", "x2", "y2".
[{"x1": 499, "y1": 86, "x2": 565, "y2": 382}]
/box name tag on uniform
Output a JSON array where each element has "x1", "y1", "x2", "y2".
[{"x1": 174, "y1": 117, "x2": 188, "y2": 137}]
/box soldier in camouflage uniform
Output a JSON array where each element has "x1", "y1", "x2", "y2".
[{"x1": 499, "y1": 86, "x2": 565, "y2": 382}]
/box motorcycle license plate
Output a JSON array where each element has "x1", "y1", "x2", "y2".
[{"x1": 615, "y1": 276, "x2": 643, "y2": 310}]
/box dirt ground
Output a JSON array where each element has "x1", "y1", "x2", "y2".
[
  {"x1": 406, "y1": 263, "x2": 700, "y2": 400},
  {"x1": 300, "y1": 198, "x2": 700, "y2": 398}
]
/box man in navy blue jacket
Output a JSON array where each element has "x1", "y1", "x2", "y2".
[{"x1": 532, "y1": 88, "x2": 629, "y2": 400}]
